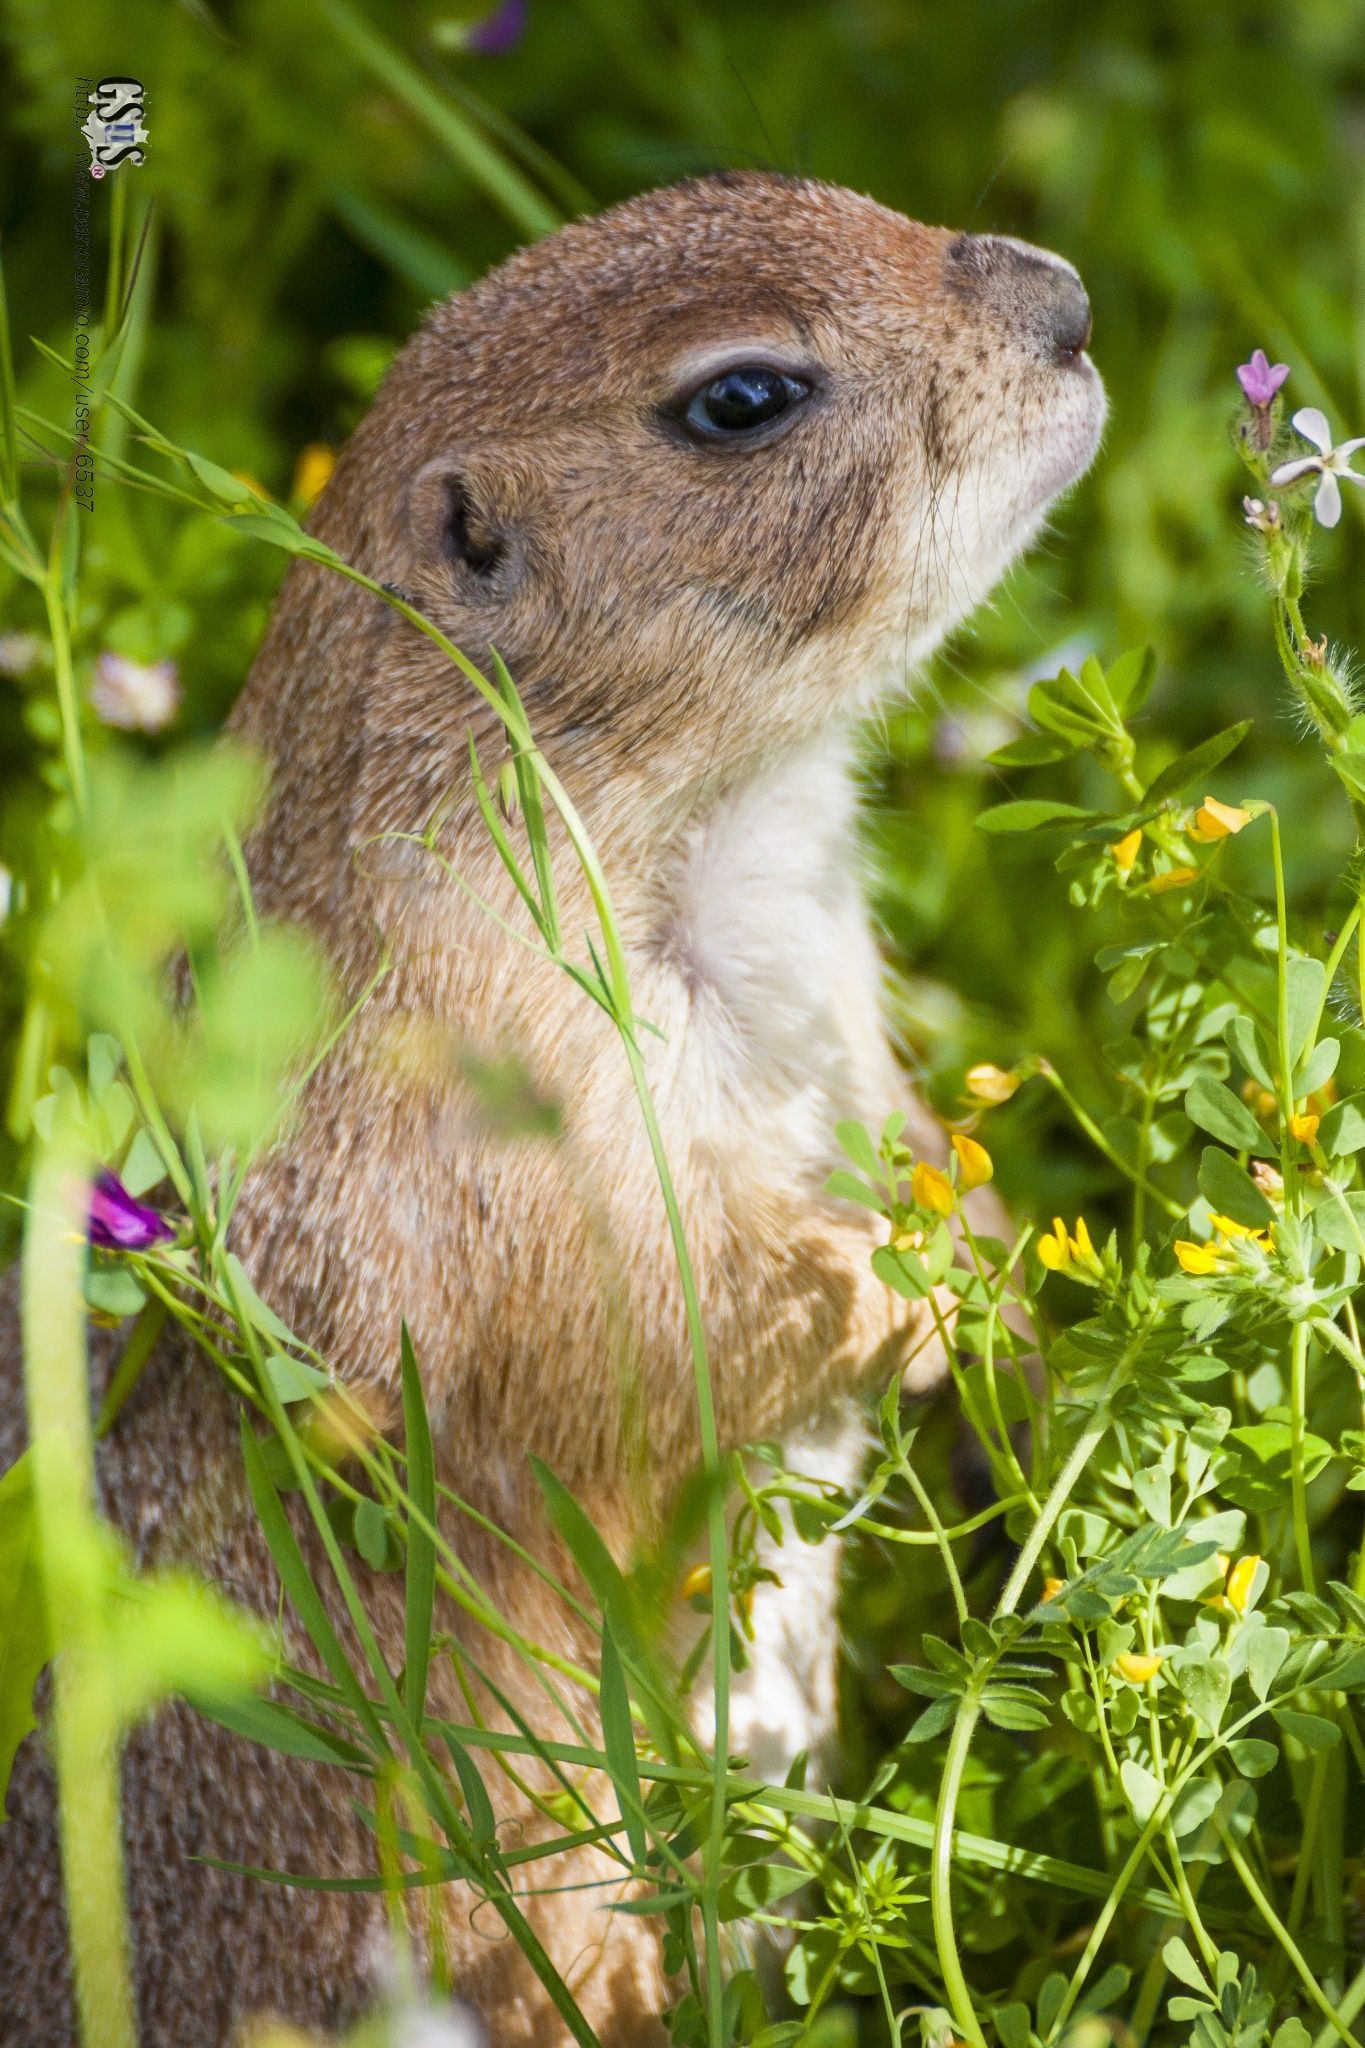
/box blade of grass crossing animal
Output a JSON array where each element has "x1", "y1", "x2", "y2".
[
  {"x1": 400, "y1": 1322, "x2": 436, "y2": 1725},
  {"x1": 239, "y1": 1418, "x2": 389, "y2": 1751},
  {"x1": 600, "y1": 1610, "x2": 647, "y2": 1866},
  {"x1": 493, "y1": 648, "x2": 562, "y2": 949}
]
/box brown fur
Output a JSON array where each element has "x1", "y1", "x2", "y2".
[{"x1": 0, "y1": 173, "x2": 1102, "y2": 2044}]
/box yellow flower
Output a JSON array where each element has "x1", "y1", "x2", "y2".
[
  {"x1": 1207, "y1": 1213, "x2": 1271, "y2": 1245},
  {"x1": 1189, "y1": 794, "x2": 1253, "y2": 841},
  {"x1": 912, "y1": 1160, "x2": 955, "y2": 1218},
  {"x1": 1114, "y1": 1651, "x2": 1163, "y2": 1684},
  {"x1": 951, "y1": 1133, "x2": 993, "y2": 1190},
  {"x1": 891, "y1": 1226, "x2": 923, "y2": 1253},
  {"x1": 1148, "y1": 865, "x2": 1201, "y2": 894},
  {"x1": 679, "y1": 1563, "x2": 712, "y2": 1603},
  {"x1": 1037, "y1": 1216, "x2": 1072, "y2": 1270},
  {"x1": 1226, "y1": 1554, "x2": 1263, "y2": 1617},
  {"x1": 964, "y1": 1062, "x2": 1019, "y2": 1105},
  {"x1": 1070, "y1": 1214, "x2": 1096, "y2": 1263},
  {"x1": 1175, "y1": 1239, "x2": 1221, "y2": 1275},
  {"x1": 1242, "y1": 1079, "x2": 1279, "y2": 1123},
  {"x1": 1289, "y1": 1111, "x2": 1320, "y2": 1145},
  {"x1": 1111, "y1": 827, "x2": 1142, "y2": 874},
  {"x1": 291, "y1": 441, "x2": 337, "y2": 508},
  {"x1": 1043, "y1": 1576, "x2": 1066, "y2": 1602}
]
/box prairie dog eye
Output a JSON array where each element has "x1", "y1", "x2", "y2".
[{"x1": 681, "y1": 364, "x2": 811, "y2": 442}]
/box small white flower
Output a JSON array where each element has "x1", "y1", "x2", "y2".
[
  {"x1": 1269, "y1": 407, "x2": 1365, "y2": 528},
  {"x1": 90, "y1": 651, "x2": 181, "y2": 733},
  {"x1": 0, "y1": 632, "x2": 43, "y2": 677}
]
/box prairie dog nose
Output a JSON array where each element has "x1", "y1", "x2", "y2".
[{"x1": 945, "y1": 231, "x2": 1093, "y2": 358}]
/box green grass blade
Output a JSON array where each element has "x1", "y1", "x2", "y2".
[{"x1": 399, "y1": 1322, "x2": 437, "y2": 1727}]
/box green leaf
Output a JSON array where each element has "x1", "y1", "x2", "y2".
[
  {"x1": 1142, "y1": 721, "x2": 1252, "y2": 806},
  {"x1": 986, "y1": 732, "x2": 1077, "y2": 767},
  {"x1": 441, "y1": 1730, "x2": 496, "y2": 1849},
  {"x1": 1227, "y1": 1015, "x2": 1275, "y2": 1093},
  {"x1": 1106, "y1": 646, "x2": 1158, "y2": 715},
  {"x1": 599, "y1": 1614, "x2": 646, "y2": 1866},
  {"x1": 191, "y1": 1689, "x2": 369, "y2": 1770},
  {"x1": 1272, "y1": 1708, "x2": 1340, "y2": 1751},
  {"x1": 1227, "y1": 1738, "x2": 1279, "y2": 1778},
  {"x1": 1286, "y1": 956, "x2": 1328, "y2": 1064},
  {"x1": 223, "y1": 1253, "x2": 298, "y2": 1346},
  {"x1": 1310, "y1": 1191, "x2": 1365, "y2": 1253},
  {"x1": 0, "y1": 1454, "x2": 49, "y2": 1811},
  {"x1": 399, "y1": 1322, "x2": 436, "y2": 1727},
  {"x1": 1246, "y1": 1626, "x2": 1291, "y2": 1702},
  {"x1": 1174, "y1": 1657, "x2": 1230, "y2": 1735},
  {"x1": 1295, "y1": 1035, "x2": 1340, "y2": 1097},
  {"x1": 1318, "y1": 1094, "x2": 1365, "y2": 1154},
  {"x1": 992, "y1": 2001, "x2": 1031, "y2": 2048},
  {"x1": 834, "y1": 1119, "x2": 880, "y2": 1177},
  {"x1": 529, "y1": 1458, "x2": 625, "y2": 1616},
  {"x1": 1162, "y1": 1935, "x2": 1209, "y2": 1993},
  {"x1": 1184, "y1": 1076, "x2": 1270, "y2": 1154},
  {"x1": 1119, "y1": 1758, "x2": 1162, "y2": 1825},
  {"x1": 353, "y1": 1499, "x2": 394, "y2": 1571},
  {"x1": 184, "y1": 448, "x2": 262, "y2": 506},
  {"x1": 824, "y1": 1170, "x2": 884, "y2": 1214},
  {"x1": 83, "y1": 1263, "x2": 146, "y2": 1319},
  {"x1": 977, "y1": 799, "x2": 1095, "y2": 835},
  {"x1": 261, "y1": 1352, "x2": 329, "y2": 1404},
  {"x1": 1196, "y1": 1147, "x2": 1275, "y2": 1227},
  {"x1": 717, "y1": 1860, "x2": 809, "y2": 1920}
]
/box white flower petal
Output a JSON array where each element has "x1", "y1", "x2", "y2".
[
  {"x1": 1292, "y1": 406, "x2": 1333, "y2": 454},
  {"x1": 1337, "y1": 437, "x2": 1365, "y2": 456},
  {"x1": 1314, "y1": 469, "x2": 1343, "y2": 527},
  {"x1": 1269, "y1": 456, "x2": 1320, "y2": 486},
  {"x1": 1340, "y1": 468, "x2": 1365, "y2": 490}
]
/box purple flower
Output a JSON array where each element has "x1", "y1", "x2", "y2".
[
  {"x1": 88, "y1": 1170, "x2": 174, "y2": 1252},
  {"x1": 464, "y1": 0, "x2": 527, "y2": 54},
  {"x1": 1237, "y1": 349, "x2": 1289, "y2": 408}
]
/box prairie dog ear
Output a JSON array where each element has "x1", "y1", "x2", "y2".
[{"x1": 406, "y1": 454, "x2": 525, "y2": 600}]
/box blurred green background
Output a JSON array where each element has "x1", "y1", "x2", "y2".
[{"x1": 5, "y1": 0, "x2": 1365, "y2": 1231}]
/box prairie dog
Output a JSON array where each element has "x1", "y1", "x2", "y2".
[{"x1": 0, "y1": 173, "x2": 1103, "y2": 2045}]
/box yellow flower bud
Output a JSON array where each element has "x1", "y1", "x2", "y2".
[
  {"x1": 1189, "y1": 795, "x2": 1253, "y2": 841},
  {"x1": 1114, "y1": 1651, "x2": 1163, "y2": 1684},
  {"x1": 912, "y1": 1160, "x2": 955, "y2": 1218},
  {"x1": 1036, "y1": 1217, "x2": 1071, "y2": 1270},
  {"x1": 1289, "y1": 1111, "x2": 1320, "y2": 1145},
  {"x1": 1070, "y1": 1214, "x2": 1096, "y2": 1262},
  {"x1": 951, "y1": 1132, "x2": 993, "y2": 1190},
  {"x1": 1043, "y1": 1576, "x2": 1066, "y2": 1602},
  {"x1": 679, "y1": 1563, "x2": 712, "y2": 1603},
  {"x1": 964, "y1": 1063, "x2": 1019, "y2": 1105},
  {"x1": 1226, "y1": 1555, "x2": 1263, "y2": 1617},
  {"x1": 1111, "y1": 827, "x2": 1142, "y2": 874},
  {"x1": 1148, "y1": 866, "x2": 1201, "y2": 894},
  {"x1": 1175, "y1": 1239, "x2": 1221, "y2": 1275},
  {"x1": 291, "y1": 441, "x2": 336, "y2": 508}
]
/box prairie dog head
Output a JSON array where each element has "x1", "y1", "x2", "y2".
[{"x1": 322, "y1": 172, "x2": 1104, "y2": 821}]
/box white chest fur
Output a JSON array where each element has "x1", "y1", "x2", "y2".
[{"x1": 654, "y1": 732, "x2": 898, "y2": 1183}]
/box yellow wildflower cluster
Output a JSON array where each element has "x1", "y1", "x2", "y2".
[
  {"x1": 1036, "y1": 1213, "x2": 1101, "y2": 1276},
  {"x1": 1174, "y1": 1212, "x2": 1273, "y2": 1276}
]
